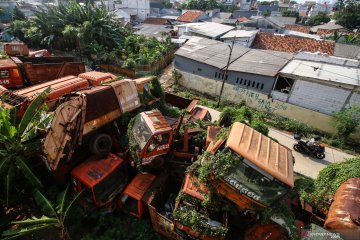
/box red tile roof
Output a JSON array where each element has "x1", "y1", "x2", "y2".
[
  {"x1": 252, "y1": 32, "x2": 335, "y2": 55},
  {"x1": 144, "y1": 18, "x2": 168, "y2": 25},
  {"x1": 284, "y1": 24, "x2": 311, "y2": 34},
  {"x1": 176, "y1": 10, "x2": 203, "y2": 23},
  {"x1": 238, "y1": 17, "x2": 249, "y2": 22}
]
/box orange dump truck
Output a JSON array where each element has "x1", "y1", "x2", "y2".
[
  {"x1": 0, "y1": 55, "x2": 85, "y2": 88},
  {"x1": 205, "y1": 122, "x2": 294, "y2": 211},
  {"x1": 0, "y1": 71, "x2": 117, "y2": 117},
  {"x1": 324, "y1": 178, "x2": 360, "y2": 240},
  {"x1": 3, "y1": 42, "x2": 50, "y2": 57}
]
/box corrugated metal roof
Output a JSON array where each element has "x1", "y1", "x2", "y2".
[
  {"x1": 334, "y1": 43, "x2": 360, "y2": 60},
  {"x1": 266, "y1": 16, "x2": 296, "y2": 27},
  {"x1": 228, "y1": 49, "x2": 294, "y2": 77},
  {"x1": 311, "y1": 23, "x2": 345, "y2": 32},
  {"x1": 280, "y1": 59, "x2": 360, "y2": 86},
  {"x1": 221, "y1": 30, "x2": 258, "y2": 39},
  {"x1": 175, "y1": 37, "x2": 250, "y2": 69},
  {"x1": 283, "y1": 29, "x2": 321, "y2": 40},
  {"x1": 296, "y1": 52, "x2": 360, "y2": 67},
  {"x1": 188, "y1": 22, "x2": 235, "y2": 38}
]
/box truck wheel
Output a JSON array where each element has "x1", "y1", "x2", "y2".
[
  {"x1": 149, "y1": 156, "x2": 165, "y2": 168},
  {"x1": 89, "y1": 134, "x2": 112, "y2": 157}
]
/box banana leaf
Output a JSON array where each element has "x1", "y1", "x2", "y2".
[
  {"x1": 15, "y1": 157, "x2": 42, "y2": 188},
  {"x1": 33, "y1": 189, "x2": 57, "y2": 218}
]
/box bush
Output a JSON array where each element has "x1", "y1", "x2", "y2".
[{"x1": 332, "y1": 106, "x2": 360, "y2": 142}]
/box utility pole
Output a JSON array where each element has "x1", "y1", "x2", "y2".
[{"x1": 217, "y1": 39, "x2": 235, "y2": 108}]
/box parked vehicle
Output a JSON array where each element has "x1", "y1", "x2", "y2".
[
  {"x1": 293, "y1": 134, "x2": 326, "y2": 159},
  {"x1": 0, "y1": 71, "x2": 117, "y2": 117},
  {"x1": 42, "y1": 77, "x2": 154, "y2": 171},
  {"x1": 0, "y1": 55, "x2": 85, "y2": 88},
  {"x1": 204, "y1": 122, "x2": 295, "y2": 211}
]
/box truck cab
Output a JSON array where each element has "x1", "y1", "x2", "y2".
[
  {"x1": 71, "y1": 153, "x2": 128, "y2": 211},
  {"x1": 206, "y1": 122, "x2": 294, "y2": 211},
  {"x1": 130, "y1": 110, "x2": 173, "y2": 167}
]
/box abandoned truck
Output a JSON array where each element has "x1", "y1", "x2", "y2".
[
  {"x1": 0, "y1": 71, "x2": 117, "y2": 118},
  {"x1": 42, "y1": 77, "x2": 154, "y2": 171},
  {"x1": 0, "y1": 55, "x2": 85, "y2": 88},
  {"x1": 3, "y1": 42, "x2": 50, "y2": 57}
]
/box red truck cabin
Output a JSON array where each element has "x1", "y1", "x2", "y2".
[
  {"x1": 0, "y1": 60, "x2": 23, "y2": 88},
  {"x1": 71, "y1": 153, "x2": 128, "y2": 209},
  {"x1": 118, "y1": 173, "x2": 157, "y2": 219}
]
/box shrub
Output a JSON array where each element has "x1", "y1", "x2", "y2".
[{"x1": 332, "y1": 106, "x2": 360, "y2": 142}]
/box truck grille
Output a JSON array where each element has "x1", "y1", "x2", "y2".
[{"x1": 1, "y1": 91, "x2": 29, "y2": 106}]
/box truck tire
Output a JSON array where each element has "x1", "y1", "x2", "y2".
[{"x1": 89, "y1": 134, "x2": 112, "y2": 157}]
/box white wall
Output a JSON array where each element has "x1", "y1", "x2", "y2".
[
  {"x1": 116, "y1": 0, "x2": 150, "y2": 20},
  {"x1": 288, "y1": 80, "x2": 353, "y2": 115}
]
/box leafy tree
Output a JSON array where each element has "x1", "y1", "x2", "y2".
[
  {"x1": 258, "y1": 1, "x2": 272, "y2": 5},
  {"x1": 332, "y1": 105, "x2": 360, "y2": 141},
  {"x1": 0, "y1": 88, "x2": 52, "y2": 206},
  {"x1": 263, "y1": 10, "x2": 271, "y2": 17},
  {"x1": 307, "y1": 12, "x2": 330, "y2": 26},
  {"x1": 182, "y1": 0, "x2": 220, "y2": 10},
  {"x1": 2, "y1": 186, "x2": 82, "y2": 240},
  {"x1": 281, "y1": 10, "x2": 299, "y2": 18},
  {"x1": 335, "y1": 0, "x2": 360, "y2": 30},
  {"x1": 162, "y1": 0, "x2": 173, "y2": 8}
]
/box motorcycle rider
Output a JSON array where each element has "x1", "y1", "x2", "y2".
[{"x1": 306, "y1": 136, "x2": 321, "y2": 153}]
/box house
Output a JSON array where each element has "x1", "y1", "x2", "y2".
[
  {"x1": 211, "y1": 12, "x2": 233, "y2": 24},
  {"x1": 113, "y1": 8, "x2": 137, "y2": 24},
  {"x1": 233, "y1": 10, "x2": 259, "y2": 19},
  {"x1": 252, "y1": 32, "x2": 335, "y2": 54},
  {"x1": 333, "y1": 43, "x2": 360, "y2": 59},
  {"x1": 176, "y1": 22, "x2": 234, "y2": 40},
  {"x1": 263, "y1": 16, "x2": 297, "y2": 32},
  {"x1": 220, "y1": 30, "x2": 259, "y2": 47},
  {"x1": 115, "y1": 0, "x2": 150, "y2": 20},
  {"x1": 310, "y1": 23, "x2": 346, "y2": 35},
  {"x1": 134, "y1": 24, "x2": 174, "y2": 40},
  {"x1": 144, "y1": 17, "x2": 169, "y2": 25},
  {"x1": 258, "y1": 2, "x2": 279, "y2": 15},
  {"x1": 308, "y1": 3, "x2": 333, "y2": 17},
  {"x1": 283, "y1": 30, "x2": 321, "y2": 40},
  {"x1": 0, "y1": 0, "x2": 15, "y2": 22},
  {"x1": 176, "y1": 10, "x2": 209, "y2": 23},
  {"x1": 174, "y1": 37, "x2": 294, "y2": 94},
  {"x1": 274, "y1": 52, "x2": 360, "y2": 115},
  {"x1": 238, "y1": 0, "x2": 256, "y2": 10}
]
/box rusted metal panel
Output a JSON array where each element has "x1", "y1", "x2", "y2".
[
  {"x1": 23, "y1": 61, "x2": 85, "y2": 84},
  {"x1": 43, "y1": 96, "x2": 84, "y2": 171},
  {"x1": 4, "y1": 43, "x2": 29, "y2": 56},
  {"x1": 122, "y1": 173, "x2": 156, "y2": 200},
  {"x1": 107, "y1": 80, "x2": 141, "y2": 114},
  {"x1": 78, "y1": 71, "x2": 117, "y2": 86},
  {"x1": 182, "y1": 174, "x2": 207, "y2": 201},
  {"x1": 165, "y1": 92, "x2": 192, "y2": 109},
  {"x1": 226, "y1": 122, "x2": 294, "y2": 187},
  {"x1": 141, "y1": 110, "x2": 172, "y2": 134},
  {"x1": 148, "y1": 204, "x2": 175, "y2": 239},
  {"x1": 325, "y1": 178, "x2": 360, "y2": 240}
]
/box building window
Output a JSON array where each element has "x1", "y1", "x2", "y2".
[
  {"x1": 252, "y1": 82, "x2": 255, "y2": 88},
  {"x1": 274, "y1": 77, "x2": 294, "y2": 94},
  {"x1": 244, "y1": 80, "x2": 247, "y2": 85},
  {"x1": 236, "y1": 77, "x2": 239, "y2": 83},
  {"x1": 215, "y1": 72, "x2": 217, "y2": 78},
  {"x1": 225, "y1": 74, "x2": 228, "y2": 80},
  {"x1": 240, "y1": 78, "x2": 243, "y2": 84},
  {"x1": 198, "y1": 68, "x2": 202, "y2": 72},
  {"x1": 256, "y1": 82, "x2": 260, "y2": 88},
  {"x1": 248, "y1": 81, "x2": 251, "y2": 87},
  {"x1": 260, "y1": 83, "x2": 264, "y2": 90}
]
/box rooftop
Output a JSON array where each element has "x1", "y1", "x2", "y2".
[
  {"x1": 334, "y1": 43, "x2": 360, "y2": 60},
  {"x1": 266, "y1": 16, "x2": 296, "y2": 28},
  {"x1": 229, "y1": 49, "x2": 294, "y2": 77},
  {"x1": 221, "y1": 30, "x2": 259, "y2": 39},
  {"x1": 175, "y1": 37, "x2": 250, "y2": 69},
  {"x1": 311, "y1": 23, "x2": 345, "y2": 32},
  {"x1": 284, "y1": 24, "x2": 311, "y2": 34},
  {"x1": 280, "y1": 59, "x2": 360, "y2": 87},
  {"x1": 252, "y1": 32, "x2": 335, "y2": 55},
  {"x1": 176, "y1": 10, "x2": 203, "y2": 22},
  {"x1": 144, "y1": 17, "x2": 169, "y2": 25},
  {"x1": 134, "y1": 24, "x2": 172, "y2": 39},
  {"x1": 186, "y1": 22, "x2": 234, "y2": 38},
  {"x1": 283, "y1": 29, "x2": 321, "y2": 40}
]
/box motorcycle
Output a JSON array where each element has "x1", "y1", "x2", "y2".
[{"x1": 293, "y1": 133, "x2": 326, "y2": 159}]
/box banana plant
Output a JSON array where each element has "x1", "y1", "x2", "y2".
[
  {"x1": 0, "y1": 87, "x2": 52, "y2": 206},
  {"x1": 2, "y1": 186, "x2": 82, "y2": 240}
]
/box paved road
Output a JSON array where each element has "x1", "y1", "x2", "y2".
[{"x1": 268, "y1": 128, "x2": 355, "y2": 179}]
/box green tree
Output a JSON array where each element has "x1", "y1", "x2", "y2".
[
  {"x1": 263, "y1": 10, "x2": 271, "y2": 17},
  {"x1": 308, "y1": 12, "x2": 331, "y2": 26},
  {"x1": 2, "y1": 186, "x2": 82, "y2": 240},
  {"x1": 0, "y1": 88, "x2": 52, "y2": 206},
  {"x1": 335, "y1": 0, "x2": 360, "y2": 30},
  {"x1": 332, "y1": 105, "x2": 360, "y2": 141}
]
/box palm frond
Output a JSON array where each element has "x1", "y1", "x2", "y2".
[
  {"x1": 15, "y1": 157, "x2": 42, "y2": 188},
  {"x1": 63, "y1": 189, "x2": 82, "y2": 221},
  {"x1": 33, "y1": 189, "x2": 57, "y2": 217},
  {"x1": 56, "y1": 185, "x2": 69, "y2": 215}
]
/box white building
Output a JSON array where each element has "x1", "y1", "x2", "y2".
[
  {"x1": 308, "y1": 3, "x2": 333, "y2": 17},
  {"x1": 115, "y1": 0, "x2": 150, "y2": 20},
  {"x1": 220, "y1": 30, "x2": 258, "y2": 47}
]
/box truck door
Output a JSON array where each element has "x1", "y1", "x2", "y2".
[
  {"x1": 142, "y1": 132, "x2": 172, "y2": 166},
  {"x1": 43, "y1": 96, "x2": 85, "y2": 171}
]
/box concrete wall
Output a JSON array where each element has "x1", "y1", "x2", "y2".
[
  {"x1": 174, "y1": 55, "x2": 276, "y2": 94},
  {"x1": 176, "y1": 69, "x2": 360, "y2": 140},
  {"x1": 288, "y1": 80, "x2": 353, "y2": 115}
]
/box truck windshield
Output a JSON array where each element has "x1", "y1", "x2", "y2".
[
  {"x1": 93, "y1": 164, "x2": 127, "y2": 204},
  {"x1": 221, "y1": 148, "x2": 289, "y2": 206},
  {"x1": 132, "y1": 114, "x2": 152, "y2": 149}
]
